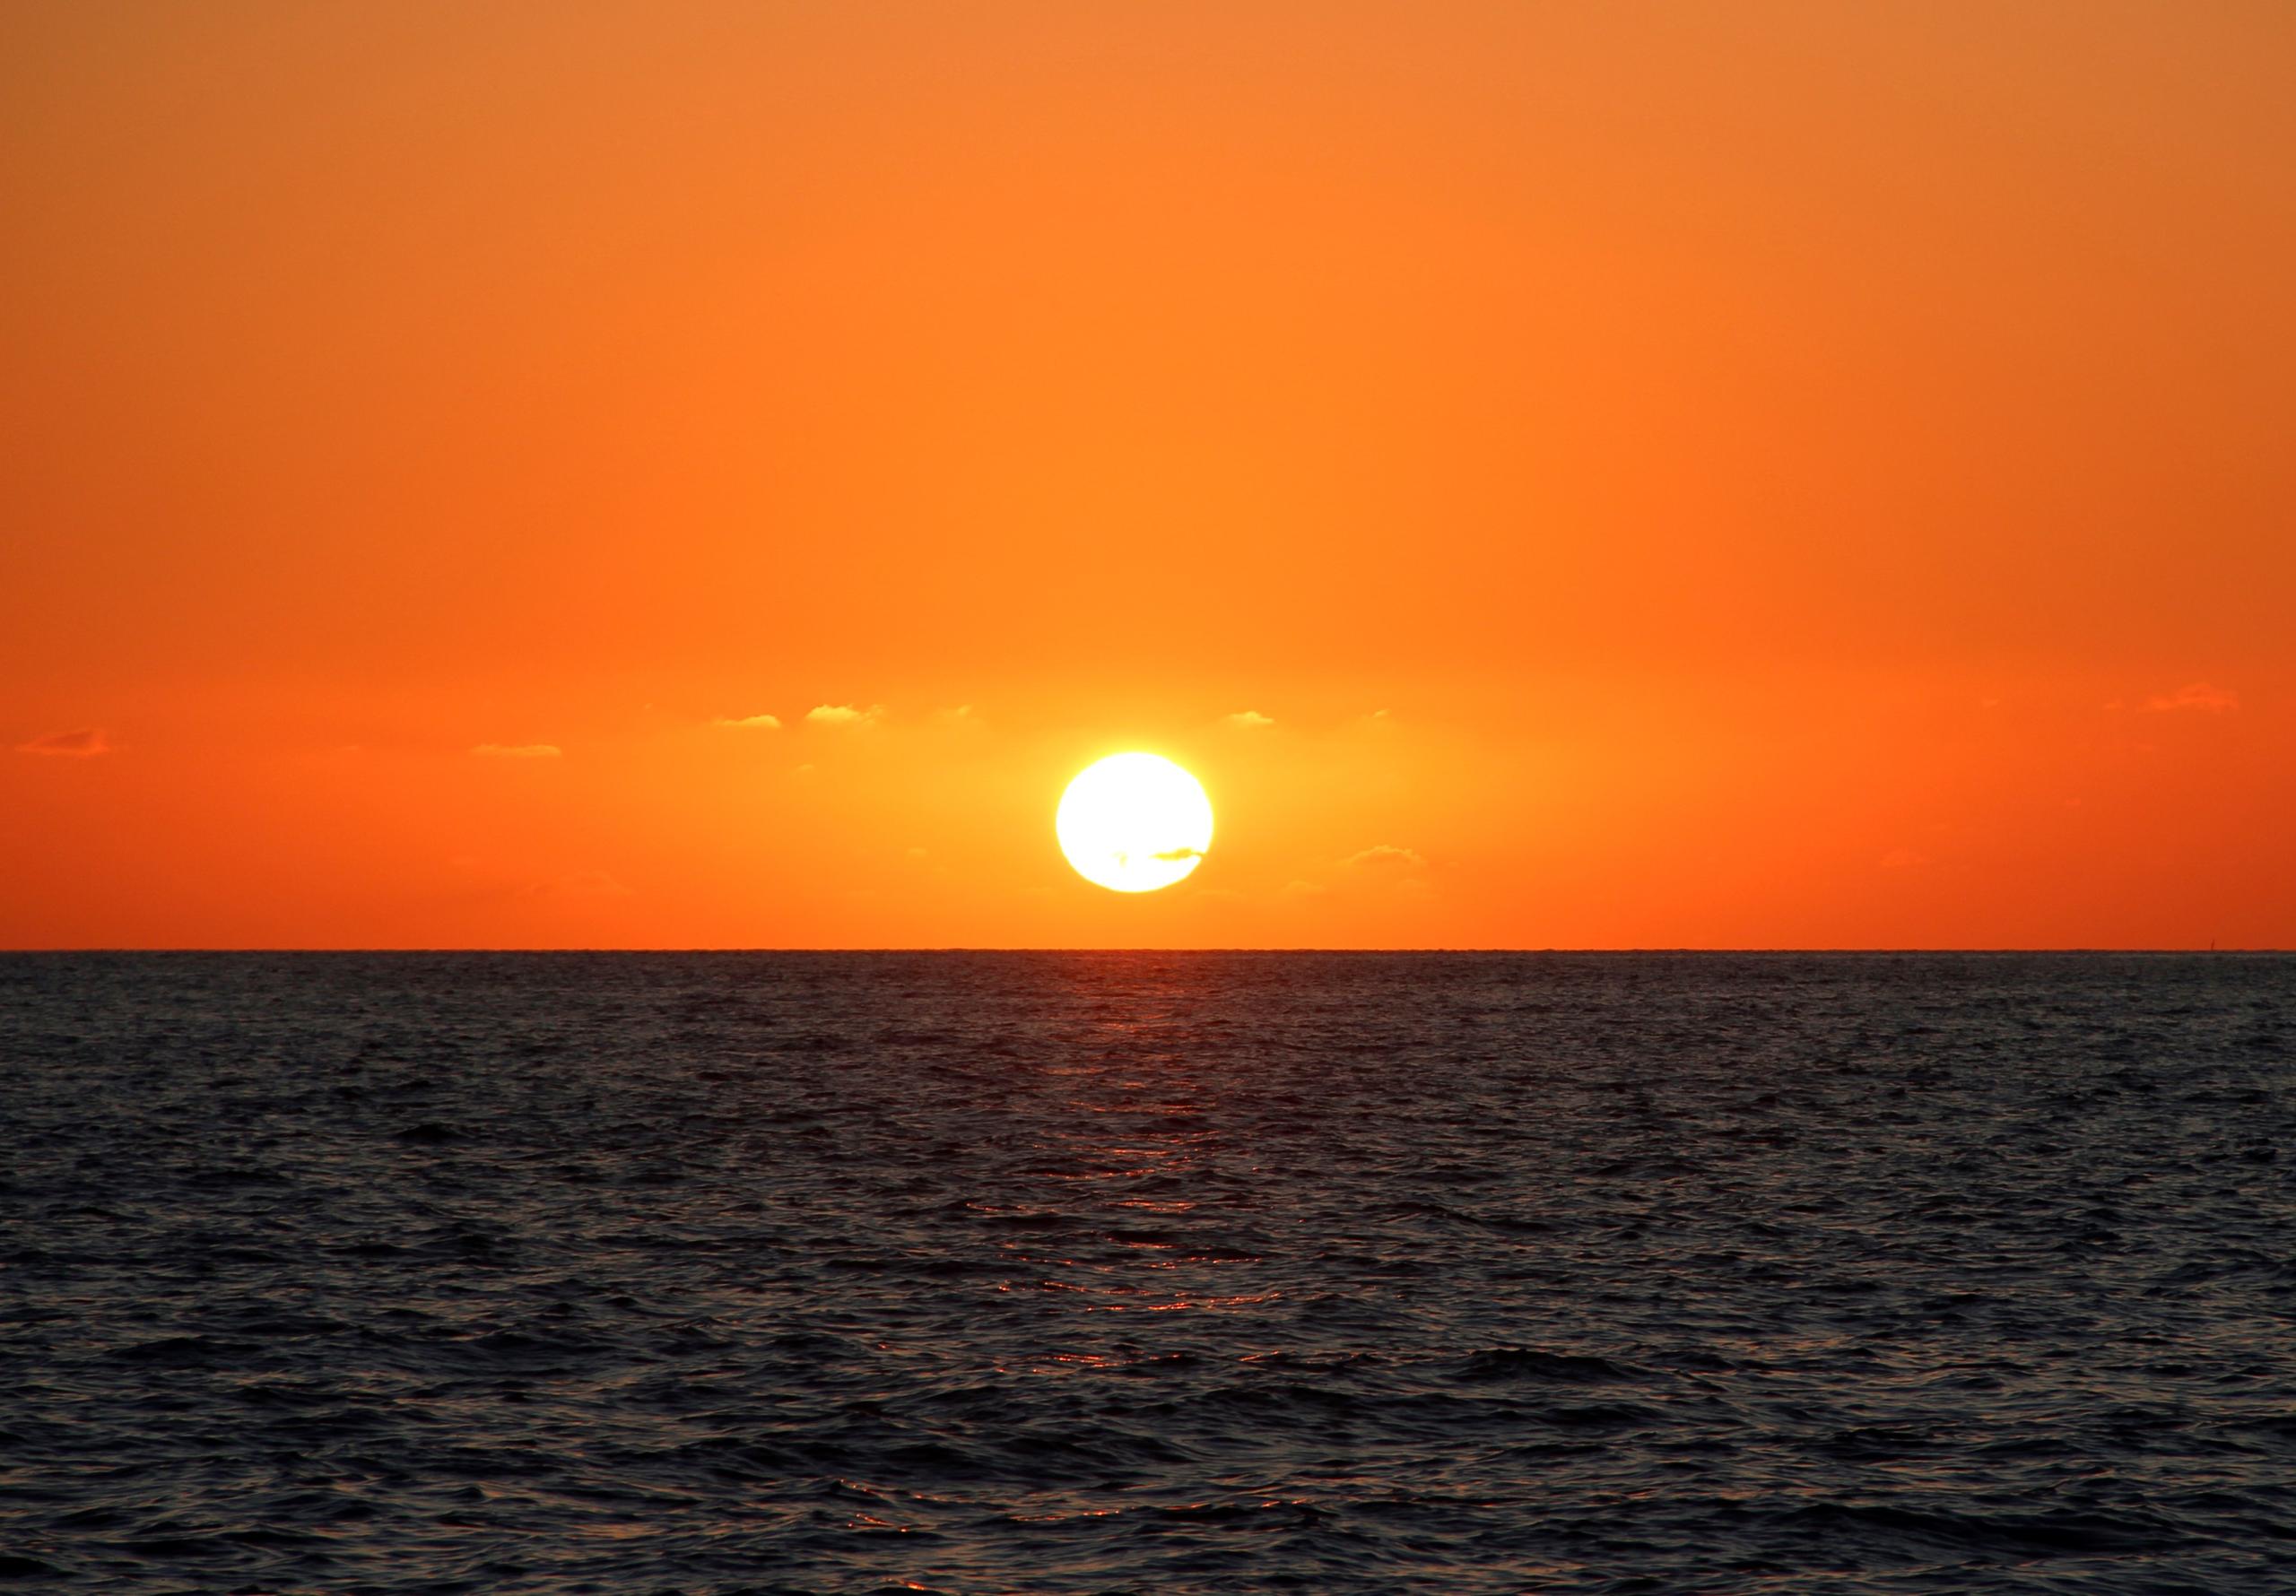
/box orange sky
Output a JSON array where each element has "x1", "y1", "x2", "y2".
[{"x1": 4, "y1": 3, "x2": 2292, "y2": 949}]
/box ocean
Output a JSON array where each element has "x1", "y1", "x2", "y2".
[{"x1": 3, "y1": 952, "x2": 2292, "y2": 1592}]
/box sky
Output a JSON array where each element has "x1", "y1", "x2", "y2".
[{"x1": 4, "y1": 2, "x2": 2292, "y2": 949}]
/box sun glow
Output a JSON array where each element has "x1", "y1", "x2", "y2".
[{"x1": 1056, "y1": 753, "x2": 1214, "y2": 894}]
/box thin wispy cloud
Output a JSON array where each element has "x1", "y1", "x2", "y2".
[
  {"x1": 472, "y1": 743, "x2": 561, "y2": 759},
  {"x1": 807, "y1": 704, "x2": 883, "y2": 727},
  {"x1": 1225, "y1": 710, "x2": 1274, "y2": 728},
  {"x1": 15, "y1": 728, "x2": 110, "y2": 758},
  {"x1": 523, "y1": 869, "x2": 633, "y2": 898},
  {"x1": 712, "y1": 713, "x2": 781, "y2": 730},
  {"x1": 1283, "y1": 845, "x2": 1431, "y2": 903},
  {"x1": 2140, "y1": 682, "x2": 2239, "y2": 715}
]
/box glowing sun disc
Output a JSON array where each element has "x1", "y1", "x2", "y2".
[{"x1": 1057, "y1": 753, "x2": 1213, "y2": 893}]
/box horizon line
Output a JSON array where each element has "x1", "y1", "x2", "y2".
[{"x1": 2, "y1": 946, "x2": 2287, "y2": 957}]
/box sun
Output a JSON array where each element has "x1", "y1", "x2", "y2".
[{"x1": 1057, "y1": 753, "x2": 1214, "y2": 893}]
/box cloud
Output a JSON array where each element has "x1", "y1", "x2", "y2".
[
  {"x1": 1152, "y1": 846, "x2": 1205, "y2": 863},
  {"x1": 1225, "y1": 710, "x2": 1274, "y2": 728},
  {"x1": 472, "y1": 743, "x2": 561, "y2": 759},
  {"x1": 525, "y1": 869, "x2": 632, "y2": 898},
  {"x1": 712, "y1": 713, "x2": 781, "y2": 730},
  {"x1": 2139, "y1": 682, "x2": 2239, "y2": 715},
  {"x1": 806, "y1": 704, "x2": 883, "y2": 727},
  {"x1": 1281, "y1": 879, "x2": 1328, "y2": 898},
  {"x1": 1342, "y1": 844, "x2": 1426, "y2": 870},
  {"x1": 15, "y1": 728, "x2": 109, "y2": 758}
]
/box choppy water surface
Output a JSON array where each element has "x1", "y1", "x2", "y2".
[{"x1": 4, "y1": 953, "x2": 2293, "y2": 1593}]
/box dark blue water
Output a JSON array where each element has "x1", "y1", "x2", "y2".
[{"x1": 3, "y1": 953, "x2": 2293, "y2": 1592}]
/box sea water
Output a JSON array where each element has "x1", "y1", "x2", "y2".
[{"x1": 3, "y1": 952, "x2": 2292, "y2": 1592}]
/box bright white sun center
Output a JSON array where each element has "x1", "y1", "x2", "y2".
[{"x1": 1056, "y1": 752, "x2": 1214, "y2": 894}]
